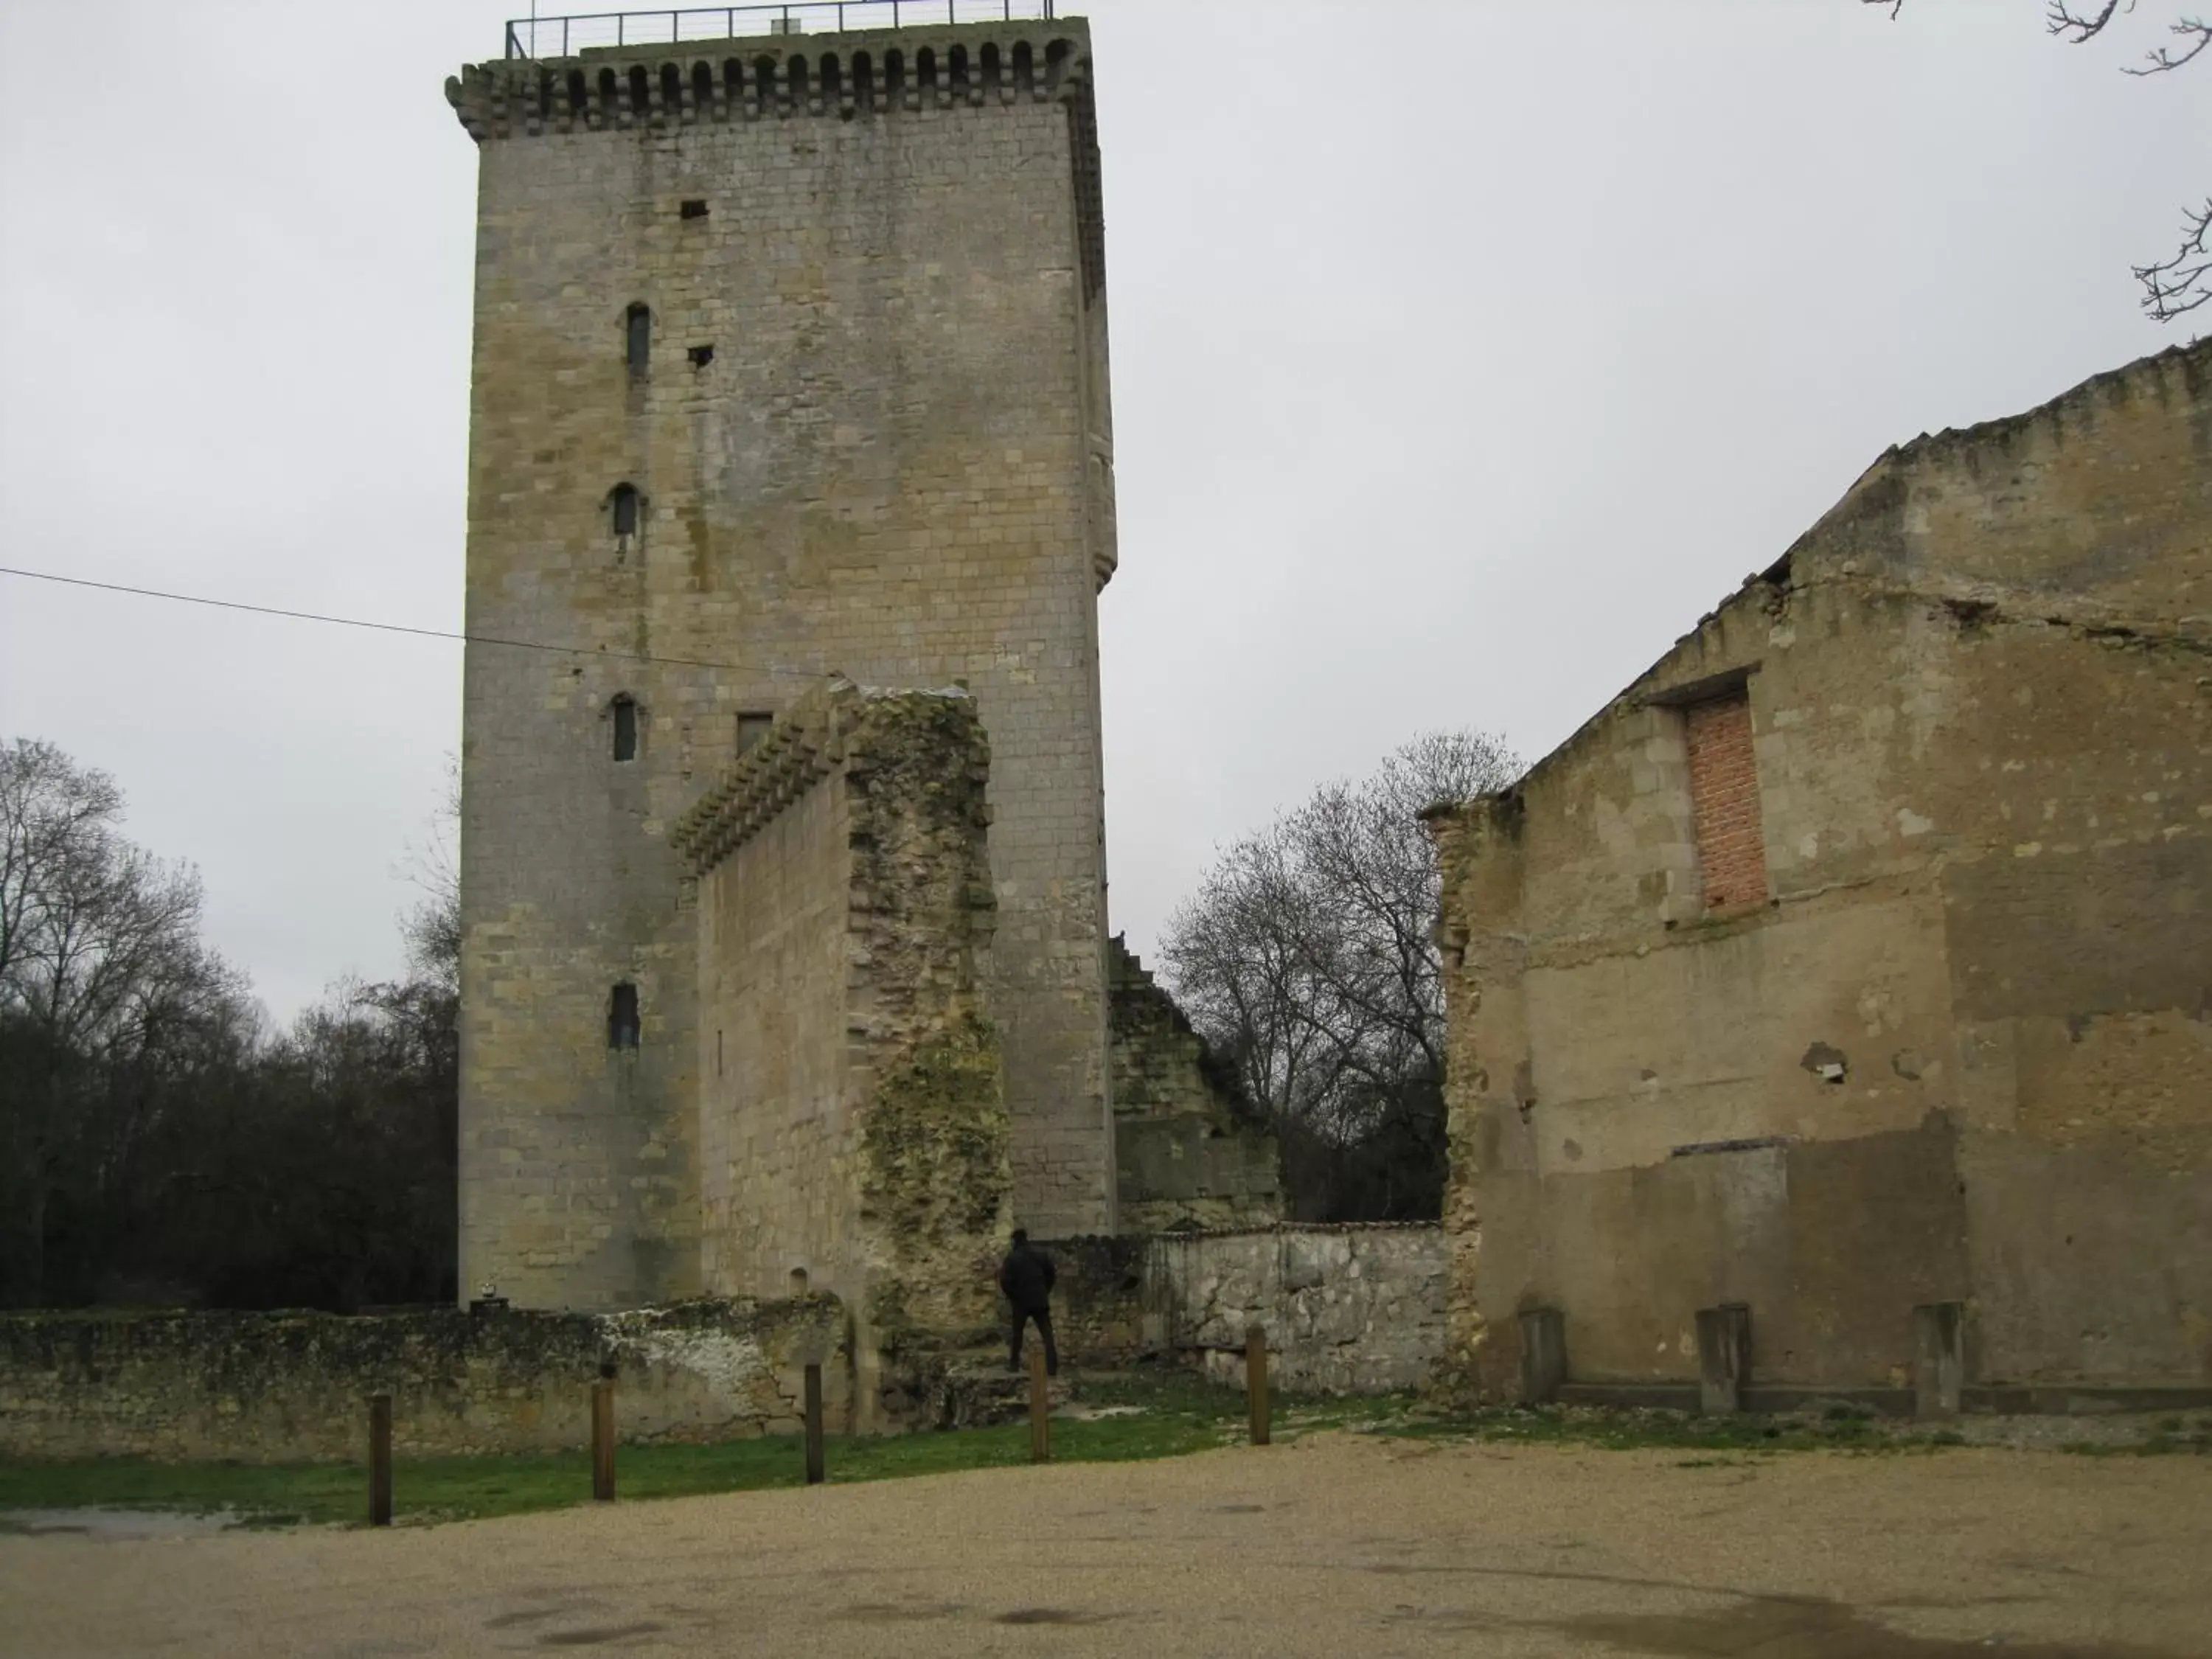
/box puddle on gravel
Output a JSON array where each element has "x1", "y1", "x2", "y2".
[
  {"x1": 534, "y1": 1622, "x2": 666, "y2": 1648},
  {"x1": 995, "y1": 1608, "x2": 1117, "y2": 1627},
  {"x1": 0, "y1": 1508, "x2": 251, "y2": 1540}
]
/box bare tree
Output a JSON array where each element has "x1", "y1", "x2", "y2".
[
  {"x1": 2, "y1": 737, "x2": 460, "y2": 1310},
  {"x1": 0, "y1": 739, "x2": 237, "y2": 1303},
  {"x1": 1868, "y1": 1, "x2": 2211, "y2": 320},
  {"x1": 1161, "y1": 730, "x2": 1520, "y2": 1220},
  {"x1": 394, "y1": 754, "x2": 460, "y2": 995}
]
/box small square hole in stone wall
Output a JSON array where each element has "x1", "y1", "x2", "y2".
[
  {"x1": 689, "y1": 344, "x2": 714, "y2": 366},
  {"x1": 680, "y1": 198, "x2": 709, "y2": 219}
]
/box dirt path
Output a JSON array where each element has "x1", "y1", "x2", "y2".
[{"x1": 4, "y1": 1434, "x2": 2208, "y2": 1657}]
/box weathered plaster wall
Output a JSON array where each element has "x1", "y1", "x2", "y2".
[
  {"x1": 1430, "y1": 341, "x2": 2212, "y2": 1402},
  {"x1": 451, "y1": 21, "x2": 1118, "y2": 1312},
  {"x1": 1107, "y1": 937, "x2": 1283, "y2": 1231},
  {"x1": 681, "y1": 684, "x2": 1009, "y2": 1421},
  {"x1": 0, "y1": 1297, "x2": 847, "y2": 1463}
]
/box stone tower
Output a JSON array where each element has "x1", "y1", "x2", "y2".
[{"x1": 448, "y1": 13, "x2": 1116, "y2": 1310}]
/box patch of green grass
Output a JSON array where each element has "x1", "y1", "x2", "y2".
[
  {"x1": 0, "y1": 1371, "x2": 1262, "y2": 1530},
  {"x1": 1356, "y1": 1402, "x2": 1935, "y2": 1456},
  {"x1": 2062, "y1": 1422, "x2": 2212, "y2": 1458}
]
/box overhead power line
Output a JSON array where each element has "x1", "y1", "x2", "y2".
[{"x1": 0, "y1": 564, "x2": 809, "y2": 678}]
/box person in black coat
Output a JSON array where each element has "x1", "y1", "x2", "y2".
[{"x1": 998, "y1": 1228, "x2": 1059, "y2": 1377}]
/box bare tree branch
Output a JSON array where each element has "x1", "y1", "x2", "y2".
[
  {"x1": 2124, "y1": 14, "x2": 2212, "y2": 69},
  {"x1": 2048, "y1": 0, "x2": 2129, "y2": 44},
  {"x1": 2135, "y1": 197, "x2": 2212, "y2": 318},
  {"x1": 1870, "y1": 0, "x2": 2206, "y2": 322}
]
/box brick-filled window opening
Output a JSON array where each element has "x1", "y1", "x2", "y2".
[
  {"x1": 1683, "y1": 689, "x2": 1769, "y2": 910},
  {"x1": 736, "y1": 711, "x2": 773, "y2": 753},
  {"x1": 625, "y1": 303, "x2": 650, "y2": 374},
  {"x1": 608, "y1": 983, "x2": 641, "y2": 1051},
  {"x1": 611, "y1": 695, "x2": 639, "y2": 762}
]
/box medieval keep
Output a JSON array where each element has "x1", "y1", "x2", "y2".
[{"x1": 446, "y1": 13, "x2": 1278, "y2": 1339}]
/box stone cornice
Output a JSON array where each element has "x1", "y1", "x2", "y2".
[
  {"x1": 673, "y1": 676, "x2": 860, "y2": 874},
  {"x1": 446, "y1": 19, "x2": 1094, "y2": 142}
]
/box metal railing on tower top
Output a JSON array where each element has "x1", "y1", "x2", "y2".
[{"x1": 505, "y1": 1, "x2": 1061, "y2": 59}]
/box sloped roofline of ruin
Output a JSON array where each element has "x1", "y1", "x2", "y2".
[{"x1": 1427, "y1": 337, "x2": 2212, "y2": 825}]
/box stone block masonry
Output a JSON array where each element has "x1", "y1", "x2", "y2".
[
  {"x1": 1043, "y1": 1225, "x2": 1449, "y2": 1394},
  {"x1": 0, "y1": 1297, "x2": 847, "y2": 1463},
  {"x1": 448, "y1": 17, "x2": 1119, "y2": 1313}
]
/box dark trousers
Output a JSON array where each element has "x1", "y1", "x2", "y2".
[{"x1": 1010, "y1": 1307, "x2": 1059, "y2": 1377}]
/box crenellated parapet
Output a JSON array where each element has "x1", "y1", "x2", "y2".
[
  {"x1": 445, "y1": 18, "x2": 1105, "y2": 299},
  {"x1": 446, "y1": 20, "x2": 1095, "y2": 142},
  {"x1": 674, "y1": 676, "x2": 863, "y2": 874}
]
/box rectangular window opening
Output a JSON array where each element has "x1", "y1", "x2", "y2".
[
  {"x1": 736, "y1": 711, "x2": 773, "y2": 753},
  {"x1": 679, "y1": 198, "x2": 709, "y2": 219},
  {"x1": 1683, "y1": 689, "x2": 1767, "y2": 911},
  {"x1": 689, "y1": 344, "x2": 715, "y2": 367},
  {"x1": 716, "y1": 1028, "x2": 724, "y2": 1078},
  {"x1": 608, "y1": 982, "x2": 641, "y2": 1050},
  {"x1": 613, "y1": 698, "x2": 639, "y2": 762}
]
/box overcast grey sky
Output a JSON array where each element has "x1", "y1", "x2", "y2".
[{"x1": 1, "y1": 0, "x2": 2203, "y2": 1022}]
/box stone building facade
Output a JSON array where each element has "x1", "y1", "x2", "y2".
[
  {"x1": 1427, "y1": 342, "x2": 2212, "y2": 1402},
  {"x1": 447, "y1": 17, "x2": 1121, "y2": 1310}
]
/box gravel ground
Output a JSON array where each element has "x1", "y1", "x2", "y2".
[{"x1": 3, "y1": 1433, "x2": 2208, "y2": 1658}]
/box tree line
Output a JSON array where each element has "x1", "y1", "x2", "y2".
[
  {"x1": 2, "y1": 717, "x2": 1509, "y2": 1308},
  {"x1": 0, "y1": 737, "x2": 457, "y2": 1311}
]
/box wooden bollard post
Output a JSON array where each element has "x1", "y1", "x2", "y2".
[
  {"x1": 1027, "y1": 1343, "x2": 1051, "y2": 1464},
  {"x1": 368, "y1": 1394, "x2": 392, "y2": 1528},
  {"x1": 803, "y1": 1363, "x2": 826, "y2": 1486},
  {"x1": 591, "y1": 1379, "x2": 616, "y2": 1502},
  {"x1": 1245, "y1": 1324, "x2": 1271, "y2": 1447}
]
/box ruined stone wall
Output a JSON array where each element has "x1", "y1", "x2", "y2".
[
  {"x1": 0, "y1": 1297, "x2": 847, "y2": 1463},
  {"x1": 1430, "y1": 341, "x2": 2212, "y2": 1402},
  {"x1": 1142, "y1": 1225, "x2": 1448, "y2": 1394},
  {"x1": 681, "y1": 684, "x2": 1009, "y2": 1422},
  {"x1": 1107, "y1": 936, "x2": 1283, "y2": 1231},
  {"x1": 451, "y1": 20, "x2": 1117, "y2": 1313},
  {"x1": 1034, "y1": 1226, "x2": 1447, "y2": 1391}
]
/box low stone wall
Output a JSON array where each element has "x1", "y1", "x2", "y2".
[
  {"x1": 1037, "y1": 1224, "x2": 1448, "y2": 1394},
  {"x1": 0, "y1": 1295, "x2": 848, "y2": 1463},
  {"x1": 1036, "y1": 1236, "x2": 1150, "y2": 1366},
  {"x1": 1143, "y1": 1225, "x2": 1448, "y2": 1394}
]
